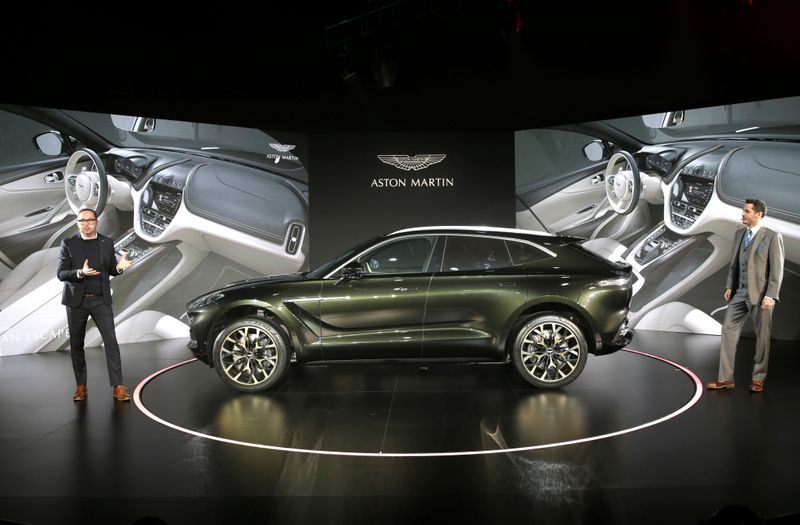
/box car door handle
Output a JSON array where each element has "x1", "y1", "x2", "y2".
[
  {"x1": 25, "y1": 206, "x2": 54, "y2": 217},
  {"x1": 590, "y1": 174, "x2": 605, "y2": 184},
  {"x1": 577, "y1": 203, "x2": 598, "y2": 214},
  {"x1": 44, "y1": 171, "x2": 64, "y2": 183},
  {"x1": 499, "y1": 282, "x2": 517, "y2": 287}
]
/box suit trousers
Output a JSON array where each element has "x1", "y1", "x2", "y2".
[
  {"x1": 65, "y1": 296, "x2": 123, "y2": 387},
  {"x1": 718, "y1": 287, "x2": 773, "y2": 382}
]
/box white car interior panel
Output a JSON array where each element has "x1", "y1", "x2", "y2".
[
  {"x1": 638, "y1": 171, "x2": 664, "y2": 205},
  {"x1": 514, "y1": 209, "x2": 548, "y2": 232},
  {"x1": 0, "y1": 247, "x2": 60, "y2": 308},
  {"x1": 589, "y1": 201, "x2": 651, "y2": 243},
  {"x1": 531, "y1": 170, "x2": 607, "y2": 232},
  {"x1": 108, "y1": 310, "x2": 189, "y2": 344},
  {"x1": 0, "y1": 168, "x2": 68, "y2": 231},
  {"x1": 0, "y1": 278, "x2": 65, "y2": 356},
  {"x1": 106, "y1": 175, "x2": 134, "y2": 211},
  {"x1": 635, "y1": 301, "x2": 722, "y2": 335},
  {"x1": 581, "y1": 237, "x2": 627, "y2": 262}
]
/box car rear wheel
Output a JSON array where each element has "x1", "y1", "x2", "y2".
[
  {"x1": 212, "y1": 318, "x2": 289, "y2": 392},
  {"x1": 511, "y1": 314, "x2": 588, "y2": 389}
]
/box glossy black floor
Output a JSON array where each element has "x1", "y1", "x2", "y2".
[{"x1": 0, "y1": 331, "x2": 798, "y2": 525}]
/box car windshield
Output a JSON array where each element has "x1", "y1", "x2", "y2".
[
  {"x1": 63, "y1": 109, "x2": 307, "y2": 182},
  {"x1": 602, "y1": 95, "x2": 800, "y2": 144}
]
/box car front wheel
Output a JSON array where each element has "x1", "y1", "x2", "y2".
[
  {"x1": 511, "y1": 314, "x2": 588, "y2": 389},
  {"x1": 211, "y1": 318, "x2": 289, "y2": 392}
]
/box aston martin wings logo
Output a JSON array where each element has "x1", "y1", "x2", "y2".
[
  {"x1": 378, "y1": 154, "x2": 446, "y2": 171},
  {"x1": 270, "y1": 143, "x2": 296, "y2": 153}
]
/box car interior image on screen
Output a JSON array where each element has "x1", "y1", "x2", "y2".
[
  {"x1": 514, "y1": 95, "x2": 800, "y2": 342},
  {"x1": 0, "y1": 106, "x2": 309, "y2": 357}
]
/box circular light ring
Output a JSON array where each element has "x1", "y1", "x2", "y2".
[{"x1": 133, "y1": 348, "x2": 703, "y2": 458}]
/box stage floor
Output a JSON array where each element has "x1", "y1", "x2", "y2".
[{"x1": 0, "y1": 331, "x2": 798, "y2": 524}]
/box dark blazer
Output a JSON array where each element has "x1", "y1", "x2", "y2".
[
  {"x1": 725, "y1": 226, "x2": 785, "y2": 305},
  {"x1": 57, "y1": 233, "x2": 122, "y2": 307}
]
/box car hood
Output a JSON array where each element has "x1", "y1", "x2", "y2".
[{"x1": 222, "y1": 272, "x2": 311, "y2": 291}]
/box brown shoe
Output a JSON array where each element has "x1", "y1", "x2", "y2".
[
  {"x1": 749, "y1": 380, "x2": 764, "y2": 393},
  {"x1": 706, "y1": 380, "x2": 735, "y2": 390},
  {"x1": 112, "y1": 385, "x2": 131, "y2": 402},
  {"x1": 73, "y1": 384, "x2": 88, "y2": 401}
]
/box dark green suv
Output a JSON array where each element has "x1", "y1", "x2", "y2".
[{"x1": 186, "y1": 226, "x2": 633, "y2": 392}]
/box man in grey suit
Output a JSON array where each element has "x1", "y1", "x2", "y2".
[{"x1": 707, "y1": 198, "x2": 784, "y2": 393}]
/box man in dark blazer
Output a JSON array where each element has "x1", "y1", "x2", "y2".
[
  {"x1": 707, "y1": 198, "x2": 784, "y2": 393},
  {"x1": 57, "y1": 208, "x2": 133, "y2": 401}
]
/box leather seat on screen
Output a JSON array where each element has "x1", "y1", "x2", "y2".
[
  {"x1": 636, "y1": 301, "x2": 722, "y2": 335},
  {"x1": 0, "y1": 247, "x2": 61, "y2": 309},
  {"x1": 580, "y1": 237, "x2": 626, "y2": 262},
  {"x1": 113, "y1": 310, "x2": 190, "y2": 343}
]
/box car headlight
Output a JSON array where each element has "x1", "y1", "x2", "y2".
[{"x1": 187, "y1": 292, "x2": 225, "y2": 310}]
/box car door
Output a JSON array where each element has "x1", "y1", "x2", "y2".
[
  {"x1": 319, "y1": 235, "x2": 437, "y2": 361},
  {"x1": 0, "y1": 109, "x2": 74, "y2": 271},
  {"x1": 515, "y1": 128, "x2": 610, "y2": 235},
  {"x1": 422, "y1": 235, "x2": 531, "y2": 359}
]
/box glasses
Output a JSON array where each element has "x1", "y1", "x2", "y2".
[{"x1": 77, "y1": 219, "x2": 97, "y2": 224}]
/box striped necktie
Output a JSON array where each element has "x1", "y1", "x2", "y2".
[{"x1": 744, "y1": 228, "x2": 753, "y2": 248}]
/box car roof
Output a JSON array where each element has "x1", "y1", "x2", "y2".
[{"x1": 389, "y1": 225, "x2": 556, "y2": 240}]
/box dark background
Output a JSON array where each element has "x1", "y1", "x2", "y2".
[
  {"x1": 3, "y1": 2, "x2": 800, "y2": 134},
  {"x1": 309, "y1": 131, "x2": 514, "y2": 264}
]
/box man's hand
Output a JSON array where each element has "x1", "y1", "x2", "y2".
[
  {"x1": 116, "y1": 251, "x2": 133, "y2": 272},
  {"x1": 723, "y1": 288, "x2": 732, "y2": 302},
  {"x1": 761, "y1": 296, "x2": 775, "y2": 310},
  {"x1": 82, "y1": 259, "x2": 100, "y2": 277}
]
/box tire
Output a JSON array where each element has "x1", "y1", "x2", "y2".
[
  {"x1": 511, "y1": 314, "x2": 588, "y2": 389},
  {"x1": 211, "y1": 318, "x2": 290, "y2": 392}
]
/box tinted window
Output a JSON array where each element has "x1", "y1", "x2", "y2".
[
  {"x1": 0, "y1": 110, "x2": 58, "y2": 167},
  {"x1": 442, "y1": 236, "x2": 512, "y2": 272},
  {"x1": 514, "y1": 128, "x2": 601, "y2": 192},
  {"x1": 359, "y1": 236, "x2": 435, "y2": 275},
  {"x1": 505, "y1": 240, "x2": 551, "y2": 266}
]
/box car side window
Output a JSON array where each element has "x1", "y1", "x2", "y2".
[
  {"x1": 358, "y1": 236, "x2": 435, "y2": 275},
  {"x1": 515, "y1": 128, "x2": 604, "y2": 192},
  {"x1": 0, "y1": 110, "x2": 58, "y2": 168},
  {"x1": 442, "y1": 236, "x2": 512, "y2": 272},
  {"x1": 505, "y1": 240, "x2": 552, "y2": 266}
]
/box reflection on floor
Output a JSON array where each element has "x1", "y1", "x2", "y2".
[{"x1": 0, "y1": 331, "x2": 798, "y2": 524}]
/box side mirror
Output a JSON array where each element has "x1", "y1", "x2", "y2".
[
  {"x1": 642, "y1": 111, "x2": 684, "y2": 129},
  {"x1": 583, "y1": 140, "x2": 609, "y2": 162},
  {"x1": 111, "y1": 115, "x2": 156, "y2": 133},
  {"x1": 33, "y1": 131, "x2": 66, "y2": 156},
  {"x1": 334, "y1": 262, "x2": 364, "y2": 286}
]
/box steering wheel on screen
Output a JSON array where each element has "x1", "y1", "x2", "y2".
[
  {"x1": 64, "y1": 148, "x2": 108, "y2": 217},
  {"x1": 604, "y1": 151, "x2": 641, "y2": 215}
]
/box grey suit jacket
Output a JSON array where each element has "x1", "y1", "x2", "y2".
[{"x1": 725, "y1": 226, "x2": 785, "y2": 304}]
